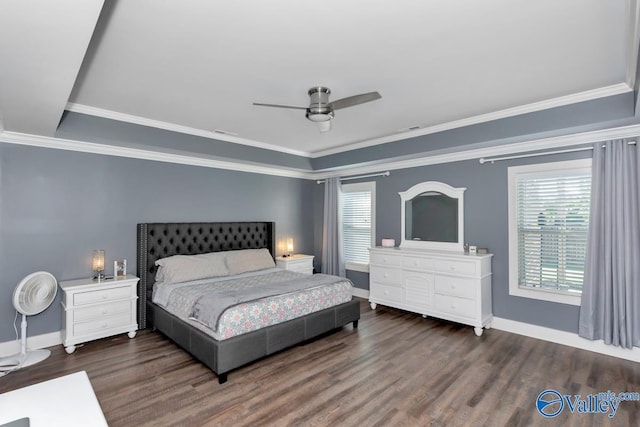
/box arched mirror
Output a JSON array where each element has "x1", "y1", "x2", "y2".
[{"x1": 400, "y1": 181, "x2": 466, "y2": 251}]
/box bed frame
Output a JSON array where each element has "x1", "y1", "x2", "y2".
[{"x1": 136, "y1": 222, "x2": 360, "y2": 384}]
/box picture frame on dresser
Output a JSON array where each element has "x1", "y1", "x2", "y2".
[{"x1": 114, "y1": 259, "x2": 127, "y2": 278}]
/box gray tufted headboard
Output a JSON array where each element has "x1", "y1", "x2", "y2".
[{"x1": 136, "y1": 221, "x2": 275, "y2": 328}]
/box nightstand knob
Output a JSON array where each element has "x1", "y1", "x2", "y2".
[
  {"x1": 102, "y1": 309, "x2": 108, "y2": 315},
  {"x1": 101, "y1": 322, "x2": 108, "y2": 328}
]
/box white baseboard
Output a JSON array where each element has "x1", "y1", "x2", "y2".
[
  {"x1": 0, "y1": 331, "x2": 62, "y2": 357},
  {"x1": 491, "y1": 317, "x2": 640, "y2": 363},
  {"x1": 352, "y1": 288, "x2": 370, "y2": 299}
]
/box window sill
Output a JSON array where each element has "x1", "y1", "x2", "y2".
[
  {"x1": 509, "y1": 285, "x2": 581, "y2": 306},
  {"x1": 345, "y1": 263, "x2": 369, "y2": 273}
]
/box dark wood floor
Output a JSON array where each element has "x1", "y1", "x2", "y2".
[{"x1": 1, "y1": 299, "x2": 639, "y2": 426}]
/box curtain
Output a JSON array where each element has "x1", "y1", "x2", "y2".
[
  {"x1": 321, "y1": 177, "x2": 345, "y2": 276},
  {"x1": 578, "y1": 139, "x2": 640, "y2": 348}
]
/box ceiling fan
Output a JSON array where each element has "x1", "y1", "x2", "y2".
[{"x1": 253, "y1": 86, "x2": 381, "y2": 132}]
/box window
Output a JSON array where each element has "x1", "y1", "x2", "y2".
[
  {"x1": 341, "y1": 182, "x2": 375, "y2": 272},
  {"x1": 508, "y1": 159, "x2": 591, "y2": 305}
]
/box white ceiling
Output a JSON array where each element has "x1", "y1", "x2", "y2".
[{"x1": 1, "y1": 0, "x2": 637, "y2": 158}]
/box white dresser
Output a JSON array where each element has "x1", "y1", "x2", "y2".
[
  {"x1": 369, "y1": 247, "x2": 492, "y2": 336},
  {"x1": 275, "y1": 254, "x2": 314, "y2": 275},
  {"x1": 59, "y1": 275, "x2": 138, "y2": 354}
]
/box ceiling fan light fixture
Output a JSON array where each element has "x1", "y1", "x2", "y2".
[{"x1": 306, "y1": 109, "x2": 334, "y2": 122}]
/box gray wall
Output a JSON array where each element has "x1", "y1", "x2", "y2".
[
  {"x1": 314, "y1": 149, "x2": 593, "y2": 334},
  {"x1": 0, "y1": 143, "x2": 316, "y2": 342}
]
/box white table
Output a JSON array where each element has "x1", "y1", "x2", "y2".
[{"x1": 0, "y1": 371, "x2": 107, "y2": 427}]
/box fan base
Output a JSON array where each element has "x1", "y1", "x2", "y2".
[{"x1": 0, "y1": 349, "x2": 51, "y2": 370}]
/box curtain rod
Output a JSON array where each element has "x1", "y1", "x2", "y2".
[
  {"x1": 316, "y1": 171, "x2": 390, "y2": 184},
  {"x1": 479, "y1": 141, "x2": 637, "y2": 164}
]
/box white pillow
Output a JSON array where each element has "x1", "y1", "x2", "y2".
[
  {"x1": 155, "y1": 252, "x2": 229, "y2": 285},
  {"x1": 225, "y1": 248, "x2": 275, "y2": 275}
]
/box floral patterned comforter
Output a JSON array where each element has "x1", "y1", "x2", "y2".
[{"x1": 154, "y1": 269, "x2": 353, "y2": 340}]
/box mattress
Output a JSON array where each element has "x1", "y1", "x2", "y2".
[{"x1": 152, "y1": 268, "x2": 353, "y2": 340}]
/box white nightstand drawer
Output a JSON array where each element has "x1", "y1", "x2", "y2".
[
  {"x1": 276, "y1": 254, "x2": 314, "y2": 275},
  {"x1": 435, "y1": 294, "x2": 476, "y2": 318},
  {"x1": 73, "y1": 300, "x2": 131, "y2": 323},
  {"x1": 435, "y1": 276, "x2": 476, "y2": 300},
  {"x1": 73, "y1": 286, "x2": 131, "y2": 306},
  {"x1": 73, "y1": 312, "x2": 131, "y2": 336}
]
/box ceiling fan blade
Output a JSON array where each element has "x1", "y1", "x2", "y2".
[
  {"x1": 253, "y1": 102, "x2": 307, "y2": 110},
  {"x1": 317, "y1": 120, "x2": 332, "y2": 132},
  {"x1": 329, "y1": 91, "x2": 381, "y2": 110}
]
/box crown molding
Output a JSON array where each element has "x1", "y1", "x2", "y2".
[
  {"x1": 309, "y1": 83, "x2": 633, "y2": 158},
  {"x1": 311, "y1": 122, "x2": 640, "y2": 179},
  {"x1": 3, "y1": 122, "x2": 640, "y2": 182},
  {"x1": 64, "y1": 102, "x2": 312, "y2": 158},
  {"x1": 0, "y1": 131, "x2": 314, "y2": 179}
]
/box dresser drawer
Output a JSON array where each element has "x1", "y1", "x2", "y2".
[
  {"x1": 370, "y1": 283, "x2": 403, "y2": 303},
  {"x1": 73, "y1": 312, "x2": 132, "y2": 336},
  {"x1": 73, "y1": 286, "x2": 132, "y2": 306},
  {"x1": 435, "y1": 276, "x2": 476, "y2": 300},
  {"x1": 435, "y1": 260, "x2": 476, "y2": 275},
  {"x1": 435, "y1": 294, "x2": 476, "y2": 319},
  {"x1": 73, "y1": 300, "x2": 131, "y2": 323},
  {"x1": 370, "y1": 266, "x2": 402, "y2": 284},
  {"x1": 370, "y1": 253, "x2": 402, "y2": 267},
  {"x1": 402, "y1": 256, "x2": 435, "y2": 271}
]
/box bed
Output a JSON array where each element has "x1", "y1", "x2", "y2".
[{"x1": 136, "y1": 222, "x2": 360, "y2": 384}]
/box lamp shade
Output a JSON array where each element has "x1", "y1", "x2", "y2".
[{"x1": 92, "y1": 250, "x2": 105, "y2": 273}]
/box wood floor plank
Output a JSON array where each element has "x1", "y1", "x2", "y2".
[{"x1": 1, "y1": 299, "x2": 639, "y2": 426}]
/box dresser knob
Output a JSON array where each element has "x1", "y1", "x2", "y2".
[
  {"x1": 102, "y1": 294, "x2": 108, "y2": 299},
  {"x1": 101, "y1": 322, "x2": 108, "y2": 328},
  {"x1": 384, "y1": 273, "x2": 389, "y2": 278},
  {"x1": 102, "y1": 309, "x2": 108, "y2": 315}
]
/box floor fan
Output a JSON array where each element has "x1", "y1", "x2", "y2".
[{"x1": 0, "y1": 271, "x2": 57, "y2": 371}]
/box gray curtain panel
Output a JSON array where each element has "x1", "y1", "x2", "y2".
[
  {"x1": 578, "y1": 139, "x2": 640, "y2": 348},
  {"x1": 321, "y1": 177, "x2": 345, "y2": 276}
]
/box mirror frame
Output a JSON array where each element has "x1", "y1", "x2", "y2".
[{"x1": 399, "y1": 181, "x2": 466, "y2": 251}]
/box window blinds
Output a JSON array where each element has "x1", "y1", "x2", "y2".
[
  {"x1": 516, "y1": 170, "x2": 591, "y2": 293},
  {"x1": 342, "y1": 189, "x2": 372, "y2": 265}
]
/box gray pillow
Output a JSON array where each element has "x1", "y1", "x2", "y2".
[
  {"x1": 225, "y1": 248, "x2": 275, "y2": 275},
  {"x1": 155, "y1": 252, "x2": 229, "y2": 284}
]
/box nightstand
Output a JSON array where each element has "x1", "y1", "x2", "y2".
[
  {"x1": 59, "y1": 274, "x2": 138, "y2": 354},
  {"x1": 276, "y1": 254, "x2": 315, "y2": 275}
]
